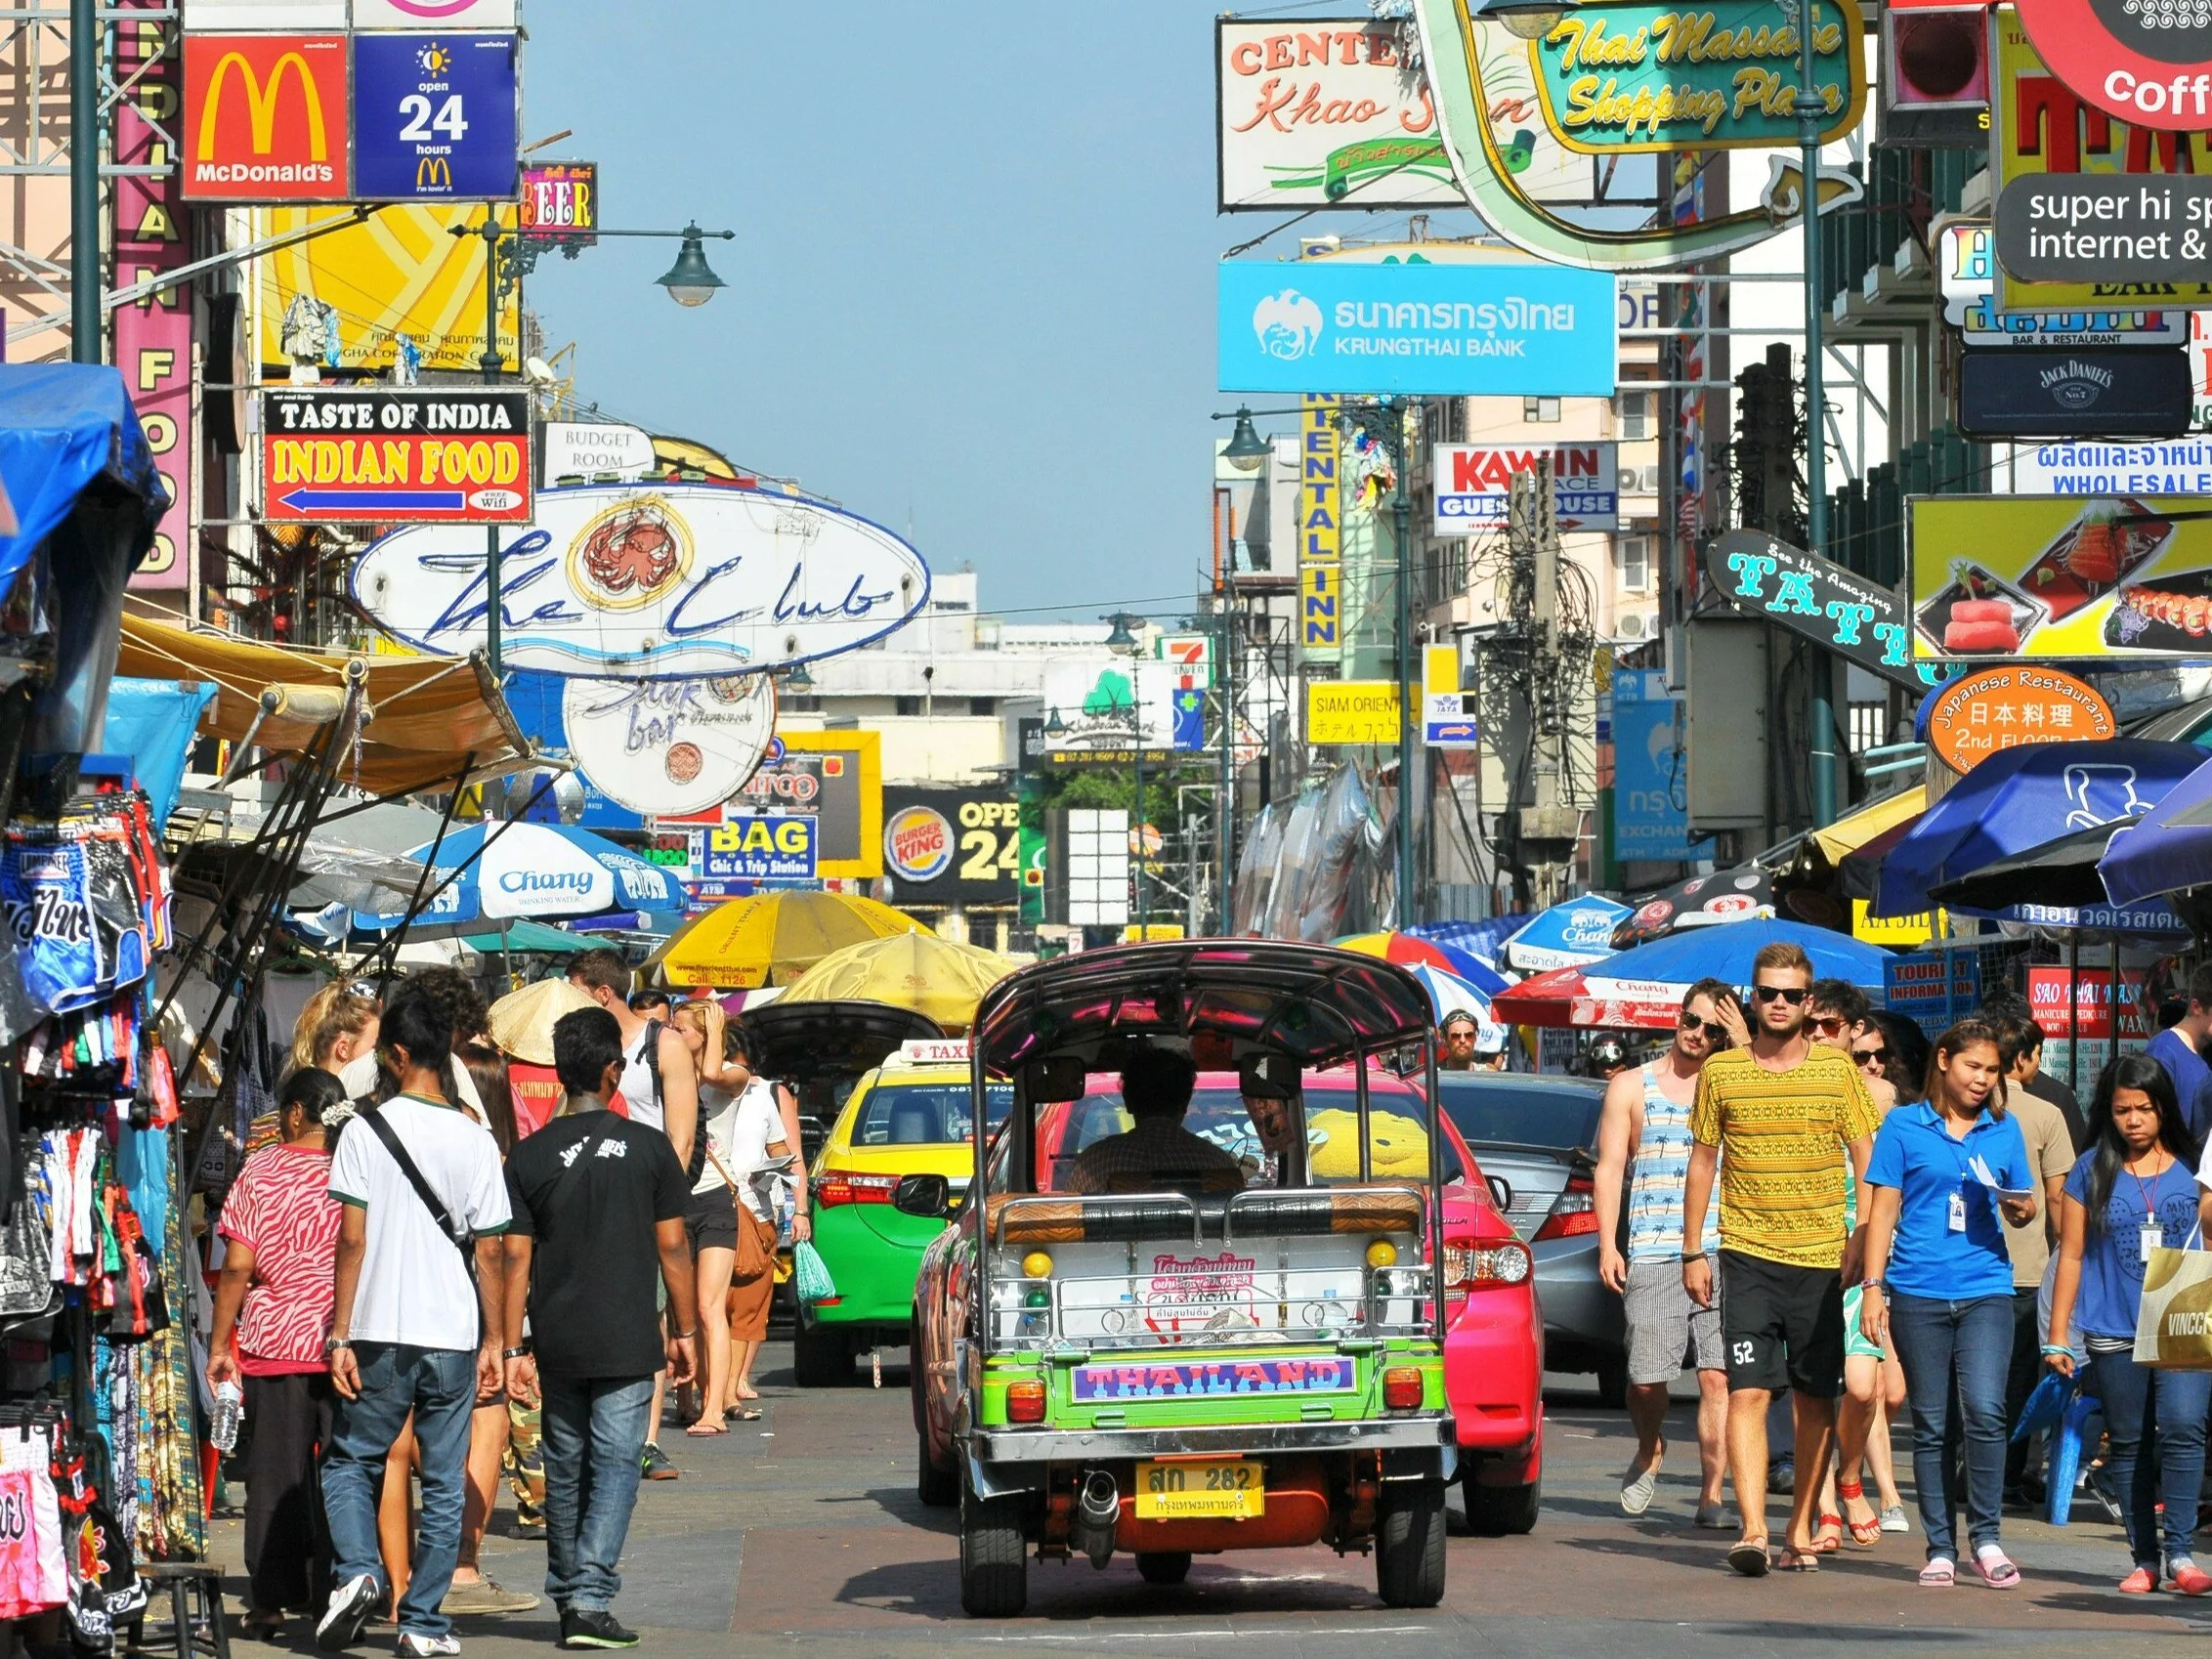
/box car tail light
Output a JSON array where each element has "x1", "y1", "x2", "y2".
[
  {"x1": 1532, "y1": 1172, "x2": 1597, "y2": 1242},
  {"x1": 814, "y1": 1170, "x2": 901, "y2": 1208},
  {"x1": 1007, "y1": 1381, "x2": 1047, "y2": 1423},
  {"x1": 1442, "y1": 1240, "x2": 1533, "y2": 1289},
  {"x1": 1382, "y1": 1366, "x2": 1425, "y2": 1410}
]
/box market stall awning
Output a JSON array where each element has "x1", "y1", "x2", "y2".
[
  {"x1": 1808, "y1": 786, "x2": 1927, "y2": 864},
  {"x1": 116, "y1": 614, "x2": 533, "y2": 796},
  {"x1": 459, "y1": 919, "x2": 600, "y2": 956}
]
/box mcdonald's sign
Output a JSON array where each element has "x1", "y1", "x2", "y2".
[{"x1": 182, "y1": 33, "x2": 349, "y2": 201}]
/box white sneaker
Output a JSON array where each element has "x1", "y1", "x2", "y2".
[
  {"x1": 316, "y1": 1576, "x2": 380, "y2": 1651},
  {"x1": 397, "y1": 1635, "x2": 461, "y2": 1658}
]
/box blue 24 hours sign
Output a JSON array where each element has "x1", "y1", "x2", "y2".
[{"x1": 353, "y1": 33, "x2": 519, "y2": 201}]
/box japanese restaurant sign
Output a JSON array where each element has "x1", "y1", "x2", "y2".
[{"x1": 1924, "y1": 664, "x2": 2116, "y2": 773}]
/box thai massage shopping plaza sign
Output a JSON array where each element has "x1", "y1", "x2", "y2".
[{"x1": 1523, "y1": 0, "x2": 1864, "y2": 152}]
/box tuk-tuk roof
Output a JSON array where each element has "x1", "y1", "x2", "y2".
[
  {"x1": 741, "y1": 999, "x2": 945, "y2": 1083},
  {"x1": 971, "y1": 940, "x2": 1435, "y2": 1074}
]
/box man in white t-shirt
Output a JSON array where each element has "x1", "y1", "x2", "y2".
[
  {"x1": 568, "y1": 950, "x2": 699, "y2": 1481},
  {"x1": 318, "y1": 990, "x2": 510, "y2": 1659}
]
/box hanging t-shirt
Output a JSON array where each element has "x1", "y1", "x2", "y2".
[
  {"x1": 218, "y1": 1143, "x2": 341, "y2": 1375},
  {"x1": 2064, "y1": 1150, "x2": 2201, "y2": 1340},
  {"x1": 504, "y1": 1108, "x2": 690, "y2": 1379},
  {"x1": 326, "y1": 1094, "x2": 510, "y2": 1351}
]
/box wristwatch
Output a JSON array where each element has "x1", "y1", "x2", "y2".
[
  {"x1": 502, "y1": 1345, "x2": 531, "y2": 1360},
  {"x1": 324, "y1": 1337, "x2": 352, "y2": 1353},
  {"x1": 1861, "y1": 1278, "x2": 1887, "y2": 1293}
]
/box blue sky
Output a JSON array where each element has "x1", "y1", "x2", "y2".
[{"x1": 518, "y1": 0, "x2": 1462, "y2": 621}]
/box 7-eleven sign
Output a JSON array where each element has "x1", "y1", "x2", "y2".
[{"x1": 1157, "y1": 633, "x2": 1212, "y2": 690}]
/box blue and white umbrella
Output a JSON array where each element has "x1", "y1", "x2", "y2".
[
  {"x1": 358, "y1": 822, "x2": 684, "y2": 929},
  {"x1": 1500, "y1": 894, "x2": 1632, "y2": 974},
  {"x1": 1405, "y1": 964, "x2": 1507, "y2": 1049}
]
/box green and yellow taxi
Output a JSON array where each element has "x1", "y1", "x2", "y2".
[{"x1": 793, "y1": 1039, "x2": 1012, "y2": 1385}]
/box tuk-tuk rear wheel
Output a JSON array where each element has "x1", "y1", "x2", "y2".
[
  {"x1": 1135, "y1": 1552, "x2": 1191, "y2": 1585},
  {"x1": 1374, "y1": 1478, "x2": 1447, "y2": 1608},
  {"x1": 959, "y1": 1473, "x2": 1029, "y2": 1617}
]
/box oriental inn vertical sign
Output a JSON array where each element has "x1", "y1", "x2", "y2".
[{"x1": 1299, "y1": 394, "x2": 1342, "y2": 663}]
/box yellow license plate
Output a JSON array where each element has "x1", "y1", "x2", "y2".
[{"x1": 1133, "y1": 1460, "x2": 1265, "y2": 1520}]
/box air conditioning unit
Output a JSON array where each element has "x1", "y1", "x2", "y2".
[
  {"x1": 1617, "y1": 611, "x2": 1655, "y2": 642},
  {"x1": 1619, "y1": 465, "x2": 1661, "y2": 494},
  {"x1": 1878, "y1": 5, "x2": 1989, "y2": 148}
]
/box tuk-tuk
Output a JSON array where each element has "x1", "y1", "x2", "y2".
[{"x1": 904, "y1": 941, "x2": 1455, "y2": 1616}]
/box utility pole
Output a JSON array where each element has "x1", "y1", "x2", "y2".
[
  {"x1": 1391, "y1": 397, "x2": 1416, "y2": 927},
  {"x1": 1215, "y1": 603, "x2": 1235, "y2": 936},
  {"x1": 1797, "y1": 0, "x2": 1836, "y2": 827},
  {"x1": 70, "y1": 0, "x2": 100, "y2": 364},
  {"x1": 476, "y1": 213, "x2": 507, "y2": 678}
]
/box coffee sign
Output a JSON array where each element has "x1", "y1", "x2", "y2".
[
  {"x1": 1924, "y1": 664, "x2": 2116, "y2": 773},
  {"x1": 351, "y1": 484, "x2": 931, "y2": 678},
  {"x1": 2016, "y1": 0, "x2": 2212, "y2": 129},
  {"x1": 1703, "y1": 529, "x2": 1929, "y2": 689}
]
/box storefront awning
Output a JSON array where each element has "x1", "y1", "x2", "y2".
[
  {"x1": 116, "y1": 615, "x2": 535, "y2": 797},
  {"x1": 1808, "y1": 785, "x2": 1927, "y2": 864}
]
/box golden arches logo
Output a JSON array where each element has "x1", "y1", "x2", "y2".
[
  {"x1": 196, "y1": 52, "x2": 328, "y2": 161},
  {"x1": 416, "y1": 156, "x2": 453, "y2": 191}
]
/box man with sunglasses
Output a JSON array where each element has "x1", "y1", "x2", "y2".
[
  {"x1": 1681, "y1": 942, "x2": 1883, "y2": 1576},
  {"x1": 1594, "y1": 977, "x2": 1741, "y2": 1529},
  {"x1": 1439, "y1": 1011, "x2": 1484, "y2": 1073}
]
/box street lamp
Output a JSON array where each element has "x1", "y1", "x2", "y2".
[
  {"x1": 779, "y1": 660, "x2": 815, "y2": 696},
  {"x1": 452, "y1": 211, "x2": 737, "y2": 683},
  {"x1": 1105, "y1": 613, "x2": 1149, "y2": 935},
  {"x1": 1221, "y1": 407, "x2": 1270, "y2": 473},
  {"x1": 1468, "y1": 0, "x2": 1581, "y2": 38}
]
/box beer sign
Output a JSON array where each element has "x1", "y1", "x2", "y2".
[
  {"x1": 520, "y1": 160, "x2": 597, "y2": 243},
  {"x1": 260, "y1": 388, "x2": 532, "y2": 523}
]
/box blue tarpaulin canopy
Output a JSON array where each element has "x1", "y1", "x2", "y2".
[
  {"x1": 0, "y1": 362, "x2": 166, "y2": 598},
  {"x1": 1872, "y1": 741, "x2": 2207, "y2": 918}
]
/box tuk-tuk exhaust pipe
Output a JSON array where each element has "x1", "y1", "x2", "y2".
[{"x1": 1075, "y1": 1471, "x2": 1119, "y2": 1569}]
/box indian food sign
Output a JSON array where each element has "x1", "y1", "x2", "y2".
[{"x1": 1523, "y1": 0, "x2": 1864, "y2": 153}]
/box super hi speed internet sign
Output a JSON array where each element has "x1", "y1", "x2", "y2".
[{"x1": 1217, "y1": 259, "x2": 1617, "y2": 397}]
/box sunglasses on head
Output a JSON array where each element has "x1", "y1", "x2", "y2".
[
  {"x1": 1678, "y1": 1010, "x2": 1727, "y2": 1040},
  {"x1": 1752, "y1": 984, "x2": 1809, "y2": 1005},
  {"x1": 1853, "y1": 1046, "x2": 1890, "y2": 1068}
]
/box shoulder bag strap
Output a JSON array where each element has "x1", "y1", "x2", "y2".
[{"x1": 359, "y1": 1106, "x2": 471, "y2": 1259}]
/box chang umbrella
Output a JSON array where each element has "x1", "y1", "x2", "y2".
[
  {"x1": 1503, "y1": 918, "x2": 1891, "y2": 1030},
  {"x1": 648, "y1": 890, "x2": 915, "y2": 989},
  {"x1": 358, "y1": 821, "x2": 685, "y2": 928},
  {"x1": 778, "y1": 930, "x2": 1014, "y2": 1033},
  {"x1": 2103, "y1": 751, "x2": 2212, "y2": 907},
  {"x1": 1875, "y1": 739, "x2": 2206, "y2": 917},
  {"x1": 1403, "y1": 964, "x2": 1507, "y2": 1048},
  {"x1": 1335, "y1": 930, "x2": 1510, "y2": 996},
  {"x1": 1611, "y1": 866, "x2": 1778, "y2": 949},
  {"x1": 1500, "y1": 894, "x2": 1632, "y2": 973}
]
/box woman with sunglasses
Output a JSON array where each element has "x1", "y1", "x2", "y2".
[
  {"x1": 1858, "y1": 1018, "x2": 2039, "y2": 1589},
  {"x1": 2046, "y1": 1055, "x2": 2207, "y2": 1594}
]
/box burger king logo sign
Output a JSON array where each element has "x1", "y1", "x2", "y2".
[{"x1": 884, "y1": 804, "x2": 956, "y2": 883}]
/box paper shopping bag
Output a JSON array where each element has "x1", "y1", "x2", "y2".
[{"x1": 2134, "y1": 1245, "x2": 2212, "y2": 1368}]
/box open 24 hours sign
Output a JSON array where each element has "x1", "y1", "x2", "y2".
[{"x1": 261, "y1": 389, "x2": 532, "y2": 524}]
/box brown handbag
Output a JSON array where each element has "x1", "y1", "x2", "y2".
[{"x1": 707, "y1": 1142, "x2": 777, "y2": 1284}]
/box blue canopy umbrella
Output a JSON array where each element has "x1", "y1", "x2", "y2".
[
  {"x1": 1408, "y1": 916, "x2": 1528, "y2": 976},
  {"x1": 1581, "y1": 917, "x2": 1891, "y2": 998},
  {"x1": 1872, "y1": 740, "x2": 2207, "y2": 918},
  {"x1": 355, "y1": 821, "x2": 685, "y2": 930},
  {"x1": 2102, "y1": 752, "x2": 2212, "y2": 908},
  {"x1": 1500, "y1": 894, "x2": 1632, "y2": 973}
]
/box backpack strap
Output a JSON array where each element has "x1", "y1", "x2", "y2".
[{"x1": 358, "y1": 1105, "x2": 472, "y2": 1259}]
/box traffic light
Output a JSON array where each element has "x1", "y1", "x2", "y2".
[{"x1": 1732, "y1": 343, "x2": 1804, "y2": 544}]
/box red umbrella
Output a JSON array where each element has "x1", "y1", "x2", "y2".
[{"x1": 1488, "y1": 963, "x2": 1683, "y2": 1031}]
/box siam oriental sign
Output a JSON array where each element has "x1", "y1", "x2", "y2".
[
  {"x1": 260, "y1": 388, "x2": 531, "y2": 523},
  {"x1": 352, "y1": 484, "x2": 931, "y2": 677}
]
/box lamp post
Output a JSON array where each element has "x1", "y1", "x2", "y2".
[
  {"x1": 454, "y1": 214, "x2": 736, "y2": 679},
  {"x1": 1104, "y1": 611, "x2": 1147, "y2": 936},
  {"x1": 1795, "y1": 0, "x2": 1838, "y2": 828}
]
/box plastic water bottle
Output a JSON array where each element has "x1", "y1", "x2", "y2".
[{"x1": 211, "y1": 1381, "x2": 243, "y2": 1454}]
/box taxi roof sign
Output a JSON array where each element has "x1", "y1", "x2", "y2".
[{"x1": 889, "y1": 1039, "x2": 970, "y2": 1068}]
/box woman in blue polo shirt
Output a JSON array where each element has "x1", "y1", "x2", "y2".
[
  {"x1": 2046, "y1": 1054, "x2": 2207, "y2": 1595},
  {"x1": 1858, "y1": 1017, "x2": 2038, "y2": 1590}
]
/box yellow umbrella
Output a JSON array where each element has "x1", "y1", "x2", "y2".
[
  {"x1": 648, "y1": 891, "x2": 916, "y2": 989},
  {"x1": 779, "y1": 931, "x2": 1015, "y2": 1034},
  {"x1": 487, "y1": 978, "x2": 600, "y2": 1067}
]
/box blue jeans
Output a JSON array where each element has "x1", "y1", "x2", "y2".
[
  {"x1": 540, "y1": 1373, "x2": 656, "y2": 1613},
  {"x1": 2089, "y1": 1349, "x2": 2212, "y2": 1572},
  {"x1": 321, "y1": 1343, "x2": 477, "y2": 1638},
  {"x1": 1885, "y1": 1292, "x2": 2014, "y2": 1562}
]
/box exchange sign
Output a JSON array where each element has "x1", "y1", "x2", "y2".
[
  {"x1": 351, "y1": 484, "x2": 931, "y2": 677},
  {"x1": 181, "y1": 32, "x2": 349, "y2": 200},
  {"x1": 1433, "y1": 443, "x2": 1619, "y2": 533},
  {"x1": 1911, "y1": 493, "x2": 2212, "y2": 659},
  {"x1": 352, "y1": 32, "x2": 519, "y2": 200},
  {"x1": 260, "y1": 388, "x2": 531, "y2": 523}
]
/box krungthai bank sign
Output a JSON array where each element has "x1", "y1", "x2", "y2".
[{"x1": 182, "y1": 33, "x2": 350, "y2": 201}]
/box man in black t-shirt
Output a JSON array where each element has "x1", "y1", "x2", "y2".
[{"x1": 501, "y1": 1010, "x2": 697, "y2": 1651}]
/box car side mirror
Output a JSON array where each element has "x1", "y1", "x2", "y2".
[
  {"x1": 1021, "y1": 1057, "x2": 1087, "y2": 1103},
  {"x1": 893, "y1": 1173, "x2": 952, "y2": 1218},
  {"x1": 1486, "y1": 1174, "x2": 1512, "y2": 1213}
]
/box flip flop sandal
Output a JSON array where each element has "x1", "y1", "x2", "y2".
[
  {"x1": 1727, "y1": 1539, "x2": 1771, "y2": 1577},
  {"x1": 1974, "y1": 1552, "x2": 2021, "y2": 1589},
  {"x1": 684, "y1": 1422, "x2": 728, "y2": 1436},
  {"x1": 732, "y1": 1407, "x2": 764, "y2": 1421},
  {"x1": 1773, "y1": 1548, "x2": 1822, "y2": 1572},
  {"x1": 1838, "y1": 1483, "x2": 1882, "y2": 1548},
  {"x1": 1812, "y1": 1514, "x2": 1845, "y2": 1553},
  {"x1": 1919, "y1": 1558, "x2": 1956, "y2": 1588}
]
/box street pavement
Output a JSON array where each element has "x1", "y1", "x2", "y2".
[{"x1": 210, "y1": 1349, "x2": 2212, "y2": 1659}]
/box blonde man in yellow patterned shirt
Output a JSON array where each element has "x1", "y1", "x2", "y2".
[{"x1": 1680, "y1": 941, "x2": 1882, "y2": 1577}]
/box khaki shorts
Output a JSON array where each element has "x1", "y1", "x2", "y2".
[{"x1": 1624, "y1": 1254, "x2": 1723, "y2": 1384}]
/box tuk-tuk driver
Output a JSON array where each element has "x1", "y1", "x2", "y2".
[{"x1": 1066, "y1": 1045, "x2": 1245, "y2": 1195}]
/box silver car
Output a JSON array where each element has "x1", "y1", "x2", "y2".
[{"x1": 1434, "y1": 1073, "x2": 1626, "y2": 1406}]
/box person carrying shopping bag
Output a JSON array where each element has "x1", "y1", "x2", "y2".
[
  {"x1": 2047, "y1": 1054, "x2": 2209, "y2": 1595},
  {"x1": 1857, "y1": 1018, "x2": 2039, "y2": 1590}
]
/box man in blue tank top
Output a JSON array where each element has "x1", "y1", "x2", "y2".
[{"x1": 1593, "y1": 976, "x2": 1742, "y2": 1529}]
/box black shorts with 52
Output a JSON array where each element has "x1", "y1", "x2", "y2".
[{"x1": 1719, "y1": 1249, "x2": 1845, "y2": 1398}]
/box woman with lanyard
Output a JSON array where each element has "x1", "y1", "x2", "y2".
[
  {"x1": 2046, "y1": 1054, "x2": 2209, "y2": 1594},
  {"x1": 1858, "y1": 1017, "x2": 2039, "y2": 1589}
]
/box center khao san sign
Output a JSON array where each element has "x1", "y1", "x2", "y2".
[
  {"x1": 262, "y1": 388, "x2": 531, "y2": 524},
  {"x1": 352, "y1": 484, "x2": 930, "y2": 678},
  {"x1": 1525, "y1": 0, "x2": 1863, "y2": 152}
]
